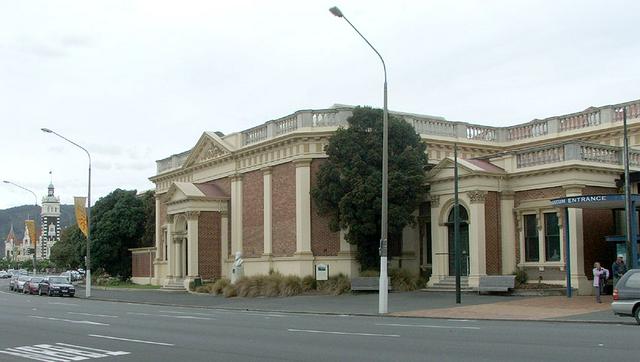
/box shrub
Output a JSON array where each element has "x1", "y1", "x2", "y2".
[
  {"x1": 389, "y1": 269, "x2": 419, "y2": 292},
  {"x1": 222, "y1": 284, "x2": 237, "y2": 297},
  {"x1": 359, "y1": 269, "x2": 380, "y2": 277},
  {"x1": 211, "y1": 278, "x2": 230, "y2": 295},
  {"x1": 514, "y1": 268, "x2": 528, "y2": 286},
  {"x1": 235, "y1": 277, "x2": 252, "y2": 297},
  {"x1": 318, "y1": 274, "x2": 351, "y2": 295},
  {"x1": 301, "y1": 275, "x2": 316, "y2": 292},
  {"x1": 195, "y1": 285, "x2": 209, "y2": 293},
  {"x1": 279, "y1": 275, "x2": 302, "y2": 297},
  {"x1": 264, "y1": 273, "x2": 283, "y2": 297}
]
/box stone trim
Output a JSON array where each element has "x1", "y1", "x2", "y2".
[
  {"x1": 468, "y1": 190, "x2": 487, "y2": 204},
  {"x1": 293, "y1": 158, "x2": 313, "y2": 168},
  {"x1": 430, "y1": 195, "x2": 440, "y2": 208}
]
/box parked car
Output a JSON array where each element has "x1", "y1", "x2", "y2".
[
  {"x1": 60, "y1": 271, "x2": 81, "y2": 282},
  {"x1": 9, "y1": 274, "x2": 19, "y2": 291},
  {"x1": 612, "y1": 269, "x2": 640, "y2": 324},
  {"x1": 23, "y1": 277, "x2": 44, "y2": 295},
  {"x1": 38, "y1": 276, "x2": 75, "y2": 297},
  {"x1": 14, "y1": 275, "x2": 31, "y2": 293},
  {"x1": 0, "y1": 270, "x2": 9, "y2": 279}
]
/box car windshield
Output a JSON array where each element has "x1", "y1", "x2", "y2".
[
  {"x1": 18, "y1": 276, "x2": 30, "y2": 281},
  {"x1": 49, "y1": 277, "x2": 69, "y2": 284},
  {"x1": 30, "y1": 278, "x2": 43, "y2": 283}
]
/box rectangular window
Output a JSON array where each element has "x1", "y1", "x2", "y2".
[
  {"x1": 544, "y1": 213, "x2": 560, "y2": 261},
  {"x1": 524, "y1": 214, "x2": 539, "y2": 262}
]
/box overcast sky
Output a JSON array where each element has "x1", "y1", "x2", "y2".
[{"x1": 1, "y1": 0, "x2": 639, "y2": 209}]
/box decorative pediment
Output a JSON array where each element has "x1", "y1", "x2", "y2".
[
  {"x1": 182, "y1": 132, "x2": 234, "y2": 169},
  {"x1": 427, "y1": 157, "x2": 505, "y2": 180}
]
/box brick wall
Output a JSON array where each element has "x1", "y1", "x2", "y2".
[
  {"x1": 514, "y1": 187, "x2": 564, "y2": 207},
  {"x1": 272, "y1": 163, "x2": 296, "y2": 256},
  {"x1": 242, "y1": 170, "x2": 264, "y2": 257},
  {"x1": 484, "y1": 191, "x2": 501, "y2": 274},
  {"x1": 310, "y1": 159, "x2": 340, "y2": 256},
  {"x1": 211, "y1": 177, "x2": 231, "y2": 257},
  {"x1": 132, "y1": 250, "x2": 155, "y2": 277},
  {"x1": 198, "y1": 211, "x2": 221, "y2": 279}
]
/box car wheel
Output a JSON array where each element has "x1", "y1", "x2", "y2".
[
  {"x1": 634, "y1": 306, "x2": 640, "y2": 325},
  {"x1": 38, "y1": 288, "x2": 42, "y2": 296},
  {"x1": 48, "y1": 289, "x2": 52, "y2": 297}
]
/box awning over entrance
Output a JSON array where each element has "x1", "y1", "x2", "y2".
[{"x1": 550, "y1": 194, "x2": 640, "y2": 209}]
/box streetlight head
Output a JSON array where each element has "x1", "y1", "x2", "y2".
[
  {"x1": 329, "y1": 6, "x2": 343, "y2": 17},
  {"x1": 2, "y1": 180, "x2": 9, "y2": 184},
  {"x1": 41, "y1": 128, "x2": 53, "y2": 133}
]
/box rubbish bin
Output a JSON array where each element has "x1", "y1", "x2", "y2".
[{"x1": 193, "y1": 277, "x2": 202, "y2": 288}]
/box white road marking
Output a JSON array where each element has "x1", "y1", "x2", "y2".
[
  {"x1": 376, "y1": 323, "x2": 480, "y2": 330},
  {"x1": 127, "y1": 311, "x2": 214, "y2": 320},
  {"x1": 30, "y1": 316, "x2": 110, "y2": 326},
  {"x1": 447, "y1": 319, "x2": 473, "y2": 322},
  {"x1": 159, "y1": 309, "x2": 285, "y2": 318},
  {"x1": 48, "y1": 302, "x2": 79, "y2": 307},
  {"x1": 67, "y1": 312, "x2": 119, "y2": 318},
  {"x1": 88, "y1": 334, "x2": 175, "y2": 346},
  {"x1": 0, "y1": 343, "x2": 129, "y2": 361},
  {"x1": 288, "y1": 328, "x2": 400, "y2": 338}
]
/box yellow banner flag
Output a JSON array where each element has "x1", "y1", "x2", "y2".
[
  {"x1": 25, "y1": 220, "x2": 37, "y2": 248},
  {"x1": 74, "y1": 196, "x2": 88, "y2": 238}
]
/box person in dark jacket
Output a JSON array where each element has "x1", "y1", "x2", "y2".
[{"x1": 612, "y1": 255, "x2": 627, "y2": 287}]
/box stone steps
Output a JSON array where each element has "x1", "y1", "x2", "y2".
[
  {"x1": 425, "y1": 277, "x2": 474, "y2": 292},
  {"x1": 161, "y1": 280, "x2": 186, "y2": 291}
]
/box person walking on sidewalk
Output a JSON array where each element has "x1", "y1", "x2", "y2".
[
  {"x1": 611, "y1": 255, "x2": 627, "y2": 287},
  {"x1": 592, "y1": 262, "x2": 609, "y2": 303}
]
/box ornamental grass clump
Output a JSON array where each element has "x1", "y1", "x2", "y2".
[
  {"x1": 301, "y1": 275, "x2": 316, "y2": 292},
  {"x1": 318, "y1": 274, "x2": 350, "y2": 295},
  {"x1": 211, "y1": 278, "x2": 230, "y2": 295},
  {"x1": 389, "y1": 268, "x2": 420, "y2": 292},
  {"x1": 279, "y1": 275, "x2": 302, "y2": 297}
]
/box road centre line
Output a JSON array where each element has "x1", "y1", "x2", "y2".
[
  {"x1": 30, "y1": 316, "x2": 110, "y2": 326},
  {"x1": 89, "y1": 334, "x2": 175, "y2": 346},
  {"x1": 376, "y1": 323, "x2": 480, "y2": 330},
  {"x1": 159, "y1": 309, "x2": 285, "y2": 318},
  {"x1": 67, "y1": 312, "x2": 119, "y2": 318},
  {"x1": 127, "y1": 312, "x2": 214, "y2": 320},
  {"x1": 288, "y1": 329, "x2": 399, "y2": 338},
  {"x1": 48, "y1": 302, "x2": 80, "y2": 307}
]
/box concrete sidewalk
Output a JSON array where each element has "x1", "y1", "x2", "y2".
[{"x1": 74, "y1": 285, "x2": 634, "y2": 325}]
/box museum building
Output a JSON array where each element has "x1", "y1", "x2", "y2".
[{"x1": 133, "y1": 99, "x2": 640, "y2": 295}]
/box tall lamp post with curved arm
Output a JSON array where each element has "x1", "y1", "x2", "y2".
[
  {"x1": 41, "y1": 128, "x2": 93, "y2": 298},
  {"x1": 3, "y1": 180, "x2": 39, "y2": 275},
  {"x1": 329, "y1": 6, "x2": 389, "y2": 314}
]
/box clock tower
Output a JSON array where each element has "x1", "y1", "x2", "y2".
[{"x1": 40, "y1": 181, "x2": 61, "y2": 259}]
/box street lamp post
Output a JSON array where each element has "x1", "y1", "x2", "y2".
[
  {"x1": 41, "y1": 128, "x2": 92, "y2": 298},
  {"x1": 3, "y1": 180, "x2": 39, "y2": 275},
  {"x1": 330, "y1": 6, "x2": 390, "y2": 314}
]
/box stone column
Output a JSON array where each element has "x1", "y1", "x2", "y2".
[
  {"x1": 428, "y1": 195, "x2": 447, "y2": 285},
  {"x1": 294, "y1": 159, "x2": 312, "y2": 254},
  {"x1": 154, "y1": 197, "x2": 162, "y2": 261},
  {"x1": 563, "y1": 185, "x2": 589, "y2": 294},
  {"x1": 166, "y1": 215, "x2": 174, "y2": 278},
  {"x1": 174, "y1": 236, "x2": 182, "y2": 278},
  {"x1": 186, "y1": 211, "x2": 200, "y2": 278},
  {"x1": 230, "y1": 174, "x2": 243, "y2": 255},
  {"x1": 468, "y1": 191, "x2": 487, "y2": 287},
  {"x1": 220, "y1": 211, "x2": 229, "y2": 277},
  {"x1": 500, "y1": 191, "x2": 516, "y2": 275},
  {"x1": 262, "y1": 167, "x2": 273, "y2": 256}
]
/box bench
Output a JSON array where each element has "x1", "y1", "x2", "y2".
[
  {"x1": 350, "y1": 277, "x2": 392, "y2": 291},
  {"x1": 478, "y1": 275, "x2": 516, "y2": 294}
]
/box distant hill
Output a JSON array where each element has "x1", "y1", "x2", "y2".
[{"x1": 0, "y1": 204, "x2": 76, "y2": 241}]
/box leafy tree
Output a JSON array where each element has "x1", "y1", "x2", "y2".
[
  {"x1": 139, "y1": 190, "x2": 156, "y2": 247},
  {"x1": 311, "y1": 107, "x2": 428, "y2": 270},
  {"x1": 50, "y1": 224, "x2": 85, "y2": 270},
  {"x1": 90, "y1": 189, "x2": 145, "y2": 279}
]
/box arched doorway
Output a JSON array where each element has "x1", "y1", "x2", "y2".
[{"x1": 447, "y1": 206, "x2": 469, "y2": 276}]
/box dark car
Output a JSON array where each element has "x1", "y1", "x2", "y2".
[
  {"x1": 23, "y1": 277, "x2": 44, "y2": 295},
  {"x1": 612, "y1": 269, "x2": 640, "y2": 324},
  {"x1": 38, "y1": 276, "x2": 75, "y2": 297}
]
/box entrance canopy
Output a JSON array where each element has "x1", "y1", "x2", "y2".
[{"x1": 550, "y1": 194, "x2": 640, "y2": 209}]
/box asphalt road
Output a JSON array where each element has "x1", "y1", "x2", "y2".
[{"x1": 0, "y1": 280, "x2": 638, "y2": 361}]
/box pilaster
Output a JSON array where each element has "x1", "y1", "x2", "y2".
[
  {"x1": 563, "y1": 185, "x2": 589, "y2": 294},
  {"x1": 154, "y1": 197, "x2": 162, "y2": 261},
  {"x1": 500, "y1": 191, "x2": 516, "y2": 274},
  {"x1": 166, "y1": 215, "x2": 174, "y2": 278},
  {"x1": 468, "y1": 191, "x2": 487, "y2": 286},
  {"x1": 230, "y1": 174, "x2": 243, "y2": 255},
  {"x1": 262, "y1": 167, "x2": 273, "y2": 256},
  {"x1": 186, "y1": 211, "x2": 200, "y2": 277},
  {"x1": 294, "y1": 159, "x2": 312, "y2": 254}
]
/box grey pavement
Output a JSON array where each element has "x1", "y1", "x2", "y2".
[{"x1": 72, "y1": 284, "x2": 632, "y2": 325}]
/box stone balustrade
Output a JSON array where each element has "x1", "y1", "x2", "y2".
[
  {"x1": 156, "y1": 99, "x2": 640, "y2": 175},
  {"x1": 517, "y1": 142, "x2": 640, "y2": 169}
]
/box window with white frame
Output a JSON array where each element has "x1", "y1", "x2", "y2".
[
  {"x1": 524, "y1": 214, "x2": 539, "y2": 262},
  {"x1": 544, "y1": 213, "x2": 560, "y2": 262}
]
